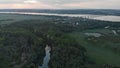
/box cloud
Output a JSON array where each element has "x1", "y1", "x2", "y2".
[
  {"x1": 61, "y1": 0, "x2": 120, "y2": 9},
  {"x1": 0, "y1": 1, "x2": 57, "y2": 9},
  {"x1": 0, "y1": 0, "x2": 120, "y2": 9},
  {"x1": 0, "y1": 0, "x2": 22, "y2": 4},
  {"x1": 38, "y1": 0, "x2": 97, "y2": 5},
  {"x1": 24, "y1": 0, "x2": 38, "y2": 4}
]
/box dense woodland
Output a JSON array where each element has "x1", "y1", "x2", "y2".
[{"x1": 0, "y1": 14, "x2": 120, "y2": 68}]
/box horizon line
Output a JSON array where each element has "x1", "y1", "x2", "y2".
[{"x1": 0, "y1": 8, "x2": 120, "y2": 10}]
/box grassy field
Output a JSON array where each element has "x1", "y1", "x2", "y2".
[{"x1": 70, "y1": 29, "x2": 120, "y2": 66}]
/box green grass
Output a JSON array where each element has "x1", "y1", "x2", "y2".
[
  {"x1": 70, "y1": 32, "x2": 120, "y2": 66},
  {"x1": 85, "y1": 44, "x2": 120, "y2": 66},
  {"x1": 82, "y1": 29, "x2": 114, "y2": 35}
]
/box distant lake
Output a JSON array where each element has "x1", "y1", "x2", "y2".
[{"x1": 0, "y1": 12, "x2": 120, "y2": 22}]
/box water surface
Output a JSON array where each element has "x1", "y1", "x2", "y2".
[
  {"x1": 39, "y1": 45, "x2": 51, "y2": 68},
  {"x1": 0, "y1": 12, "x2": 120, "y2": 22}
]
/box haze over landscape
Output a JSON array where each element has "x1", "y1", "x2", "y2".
[
  {"x1": 0, "y1": 0, "x2": 120, "y2": 68},
  {"x1": 0, "y1": 0, "x2": 120, "y2": 9}
]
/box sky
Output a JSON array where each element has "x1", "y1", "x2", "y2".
[{"x1": 0, "y1": 0, "x2": 120, "y2": 9}]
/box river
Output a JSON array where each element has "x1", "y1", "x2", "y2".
[
  {"x1": 38, "y1": 45, "x2": 51, "y2": 68},
  {"x1": 0, "y1": 12, "x2": 120, "y2": 22}
]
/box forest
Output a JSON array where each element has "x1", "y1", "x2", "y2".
[{"x1": 0, "y1": 14, "x2": 120, "y2": 68}]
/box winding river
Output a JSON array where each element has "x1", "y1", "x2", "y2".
[
  {"x1": 38, "y1": 45, "x2": 51, "y2": 68},
  {"x1": 0, "y1": 12, "x2": 120, "y2": 22}
]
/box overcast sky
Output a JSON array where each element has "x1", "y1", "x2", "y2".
[{"x1": 0, "y1": 0, "x2": 120, "y2": 9}]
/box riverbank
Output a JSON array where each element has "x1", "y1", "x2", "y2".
[{"x1": 0, "y1": 12, "x2": 120, "y2": 22}]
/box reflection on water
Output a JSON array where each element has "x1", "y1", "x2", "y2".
[
  {"x1": 38, "y1": 45, "x2": 51, "y2": 68},
  {"x1": 93, "y1": 16, "x2": 120, "y2": 22},
  {"x1": 0, "y1": 12, "x2": 120, "y2": 22},
  {"x1": 84, "y1": 33, "x2": 102, "y2": 37}
]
